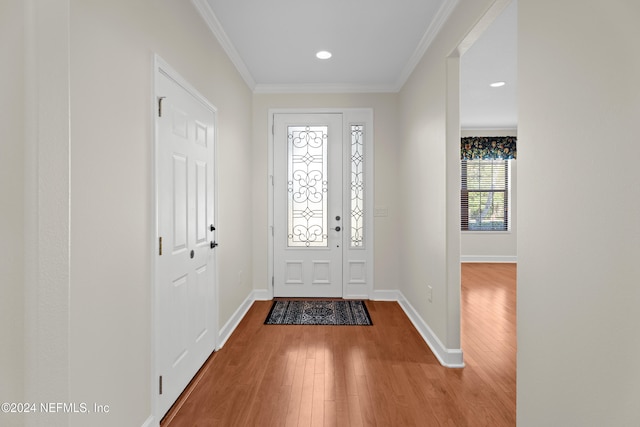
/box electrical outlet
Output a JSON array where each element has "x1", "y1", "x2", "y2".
[{"x1": 427, "y1": 285, "x2": 433, "y2": 302}]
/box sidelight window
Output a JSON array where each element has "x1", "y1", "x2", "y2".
[{"x1": 350, "y1": 124, "x2": 365, "y2": 247}]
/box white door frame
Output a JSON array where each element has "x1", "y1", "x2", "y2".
[
  {"x1": 268, "y1": 108, "x2": 374, "y2": 299},
  {"x1": 152, "y1": 55, "x2": 219, "y2": 422}
]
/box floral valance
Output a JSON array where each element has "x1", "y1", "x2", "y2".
[{"x1": 461, "y1": 136, "x2": 517, "y2": 160}]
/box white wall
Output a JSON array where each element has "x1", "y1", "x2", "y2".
[
  {"x1": 518, "y1": 0, "x2": 640, "y2": 425},
  {"x1": 0, "y1": 1, "x2": 25, "y2": 426},
  {"x1": 13, "y1": 1, "x2": 254, "y2": 426},
  {"x1": 397, "y1": 0, "x2": 498, "y2": 353},
  {"x1": 23, "y1": 2, "x2": 72, "y2": 426},
  {"x1": 68, "y1": 1, "x2": 253, "y2": 425},
  {"x1": 251, "y1": 93, "x2": 400, "y2": 295},
  {"x1": 460, "y1": 129, "x2": 517, "y2": 262}
]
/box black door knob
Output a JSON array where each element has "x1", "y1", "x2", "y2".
[{"x1": 210, "y1": 241, "x2": 218, "y2": 249}]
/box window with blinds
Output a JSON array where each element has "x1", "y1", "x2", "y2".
[{"x1": 461, "y1": 159, "x2": 510, "y2": 231}]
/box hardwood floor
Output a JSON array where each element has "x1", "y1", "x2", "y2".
[{"x1": 161, "y1": 263, "x2": 516, "y2": 426}]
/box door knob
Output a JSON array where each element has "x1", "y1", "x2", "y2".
[
  {"x1": 210, "y1": 241, "x2": 218, "y2": 249},
  {"x1": 210, "y1": 224, "x2": 216, "y2": 232},
  {"x1": 332, "y1": 226, "x2": 341, "y2": 232}
]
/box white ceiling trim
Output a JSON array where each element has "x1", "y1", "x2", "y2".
[
  {"x1": 394, "y1": 0, "x2": 460, "y2": 91},
  {"x1": 191, "y1": 0, "x2": 256, "y2": 90},
  {"x1": 253, "y1": 83, "x2": 398, "y2": 95},
  {"x1": 457, "y1": 0, "x2": 511, "y2": 56}
]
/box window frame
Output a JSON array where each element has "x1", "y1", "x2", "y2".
[{"x1": 461, "y1": 159, "x2": 510, "y2": 232}]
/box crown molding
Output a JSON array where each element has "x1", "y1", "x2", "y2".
[
  {"x1": 253, "y1": 82, "x2": 398, "y2": 94},
  {"x1": 394, "y1": 0, "x2": 460, "y2": 91},
  {"x1": 191, "y1": 0, "x2": 256, "y2": 91}
]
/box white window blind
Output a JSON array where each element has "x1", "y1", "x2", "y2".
[{"x1": 461, "y1": 159, "x2": 509, "y2": 231}]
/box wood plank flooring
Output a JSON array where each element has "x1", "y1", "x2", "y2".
[{"x1": 161, "y1": 263, "x2": 516, "y2": 426}]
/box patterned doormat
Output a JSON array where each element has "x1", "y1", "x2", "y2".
[{"x1": 264, "y1": 300, "x2": 372, "y2": 326}]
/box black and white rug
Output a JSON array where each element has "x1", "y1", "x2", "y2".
[{"x1": 265, "y1": 300, "x2": 372, "y2": 326}]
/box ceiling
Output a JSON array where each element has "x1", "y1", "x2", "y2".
[
  {"x1": 460, "y1": 1, "x2": 517, "y2": 129},
  {"x1": 193, "y1": 0, "x2": 517, "y2": 128}
]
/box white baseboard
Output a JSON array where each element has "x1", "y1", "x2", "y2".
[
  {"x1": 217, "y1": 292, "x2": 254, "y2": 349},
  {"x1": 217, "y1": 289, "x2": 272, "y2": 350},
  {"x1": 371, "y1": 289, "x2": 402, "y2": 301},
  {"x1": 141, "y1": 415, "x2": 155, "y2": 427},
  {"x1": 251, "y1": 289, "x2": 272, "y2": 301},
  {"x1": 460, "y1": 255, "x2": 517, "y2": 263},
  {"x1": 371, "y1": 290, "x2": 464, "y2": 368},
  {"x1": 396, "y1": 292, "x2": 464, "y2": 368}
]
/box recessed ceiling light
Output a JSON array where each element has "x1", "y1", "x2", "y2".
[
  {"x1": 316, "y1": 50, "x2": 332, "y2": 60},
  {"x1": 490, "y1": 81, "x2": 506, "y2": 88}
]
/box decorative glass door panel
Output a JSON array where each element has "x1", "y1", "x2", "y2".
[
  {"x1": 350, "y1": 124, "x2": 364, "y2": 248},
  {"x1": 288, "y1": 126, "x2": 328, "y2": 247}
]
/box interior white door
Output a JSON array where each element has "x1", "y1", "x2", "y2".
[
  {"x1": 273, "y1": 113, "x2": 343, "y2": 297},
  {"x1": 156, "y1": 68, "x2": 217, "y2": 417}
]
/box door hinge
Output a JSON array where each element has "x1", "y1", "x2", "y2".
[
  {"x1": 159, "y1": 237, "x2": 163, "y2": 256},
  {"x1": 159, "y1": 375, "x2": 163, "y2": 395},
  {"x1": 158, "y1": 96, "x2": 166, "y2": 117}
]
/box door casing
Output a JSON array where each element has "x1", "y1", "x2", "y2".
[{"x1": 268, "y1": 108, "x2": 374, "y2": 299}]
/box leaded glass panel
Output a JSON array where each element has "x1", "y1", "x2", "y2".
[
  {"x1": 350, "y1": 125, "x2": 364, "y2": 247},
  {"x1": 287, "y1": 126, "x2": 328, "y2": 247}
]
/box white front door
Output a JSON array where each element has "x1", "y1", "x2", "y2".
[
  {"x1": 155, "y1": 62, "x2": 217, "y2": 418},
  {"x1": 273, "y1": 113, "x2": 344, "y2": 297}
]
